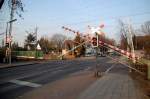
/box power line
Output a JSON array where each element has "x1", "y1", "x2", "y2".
[
  {"x1": 63, "y1": 12, "x2": 150, "y2": 26},
  {"x1": 0, "y1": 32, "x2": 4, "y2": 36},
  {"x1": 48, "y1": 1, "x2": 141, "y2": 22}
]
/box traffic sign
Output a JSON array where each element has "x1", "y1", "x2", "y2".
[
  {"x1": 6, "y1": 36, "x2": 12, "y2": 43},
  {"x1": 36, "y1": 43, "x2": 41, "y2": 50}
]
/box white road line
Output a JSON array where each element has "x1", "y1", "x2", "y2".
[
  {"x1": 105, "y1": 64, "x2": 116, "y2": 74},
  {"x1": 9, "y1": 79, "x2": 42, "y2": 88},
  {"x1": 52, "y1": 69, "x2": 63, "y2": 74},
  {"x1": 84, "y1": 67, "x2": 91, "y2": 71}
]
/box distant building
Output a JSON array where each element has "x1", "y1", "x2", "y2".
[
  {"x1": 134, "y1": 35, "x2": 150, "y2": 50},
  {"x1": 134, "y1": 35, "x2": 150, "y2": 58}
]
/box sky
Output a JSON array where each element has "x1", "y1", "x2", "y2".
[{"x1": 0, "y1": 0, "x2": 150, "y2": 46}]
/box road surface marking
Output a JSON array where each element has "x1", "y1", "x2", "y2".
[
  {"x1": 52, "y1": 69, "x2": 63, "y2": 74},
  {"x1": 85, "y1": 67, "x2": 92, "y2": 71},
  {"x1": 9, "y1": 79, "x2": 42, "y2": 88},
  {"x1": 105, "y1": 64, "x2": 116, "y2": 74}
]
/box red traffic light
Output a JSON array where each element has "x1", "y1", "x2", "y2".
[
  {"x1": 100, "y1": 24, "x2": 104, "y2": 28},
  {"x1": 92, "y1": 37, "x2": 97, "y2": 47}
]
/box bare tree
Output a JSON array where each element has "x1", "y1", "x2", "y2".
[
  {"x1": 73, "y1": 34, "x2": 85, "y2": 56},
  {"x1": 11, "y1": 42, "x2": 19, "y2": 50},
  {"x1": 118, "y1": 20, "x2": 128, "y2": 50},
  {"x1": 141, "y1": 21, "x2": 150, "y2": 35},
  {"x1": 8, "y1": 0, "x2": 24, "y2": 18},
  {"x1": 118, "y1": 19, "x2": 135, "y2": 50},
  {"x1": 38, "y1": 36, "x2": 54, "y2": 53},
  {"x1": 51, "y1": 34, "x2": 67, "y2": 52}
]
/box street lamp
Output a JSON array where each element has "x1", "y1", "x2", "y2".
[{"x1": 9, "y1": 19, "x2": 17, "y2": 23}]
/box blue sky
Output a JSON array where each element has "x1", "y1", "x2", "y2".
[{"x1": 0, "y1": 0, "x2": 150, "y2": 46}]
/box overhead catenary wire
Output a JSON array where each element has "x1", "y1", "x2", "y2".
[
  {"x1": 63, "y1": 11, "x2": 150, "y2": 26},
  {"x1": 49, "y1": 1, "x2": 150, "y2": 24},
  {"x1": 0, "y1": 32, "x2": 4, "y2": 36}
]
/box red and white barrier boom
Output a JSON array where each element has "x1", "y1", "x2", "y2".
[
  {"x1": 62, "y1": 26, "x2": 139, "y2": 62},
  {"x1": 62, "y1": 26, "x2": 90, "y2": 39},
  {"x1": 98, "y1": 40, "x2": 139, "y2": 62},
  {"x1": 62, "y1": 26, "x2": 80, "y2": 35}
]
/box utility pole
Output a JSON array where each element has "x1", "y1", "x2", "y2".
[
  {"x1": 35, "y1": 27, "x2": 38, "y2": 44},
  {"x1": 5, "y1": 19, "x2": 17, "y2": 63},
  {"x1": 5, "y1": 22, "x2": 9, "y2": 63},
  {"x1": 8, "y1": 0, "x2": 16, "y2": 64},
  {"x1": 95, "y1": 32, "x2": 100, "y2": 77},
  {"x1": 35, "y1": 27, "x2": 38, "y2": 59},
  {"x1": 5, "y1": 23, "x2": 8, "y2": 46}
]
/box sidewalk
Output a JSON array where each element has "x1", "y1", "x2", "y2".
[
  {"x1": 19, "y1": 71, "x2": 97, "y2": 99},
  {"x1": 78, "y1": 73, "x2": 150, "y2": 99},
  {"x1": 19, "y1": 71, "x2": 150, "y2": 99}
]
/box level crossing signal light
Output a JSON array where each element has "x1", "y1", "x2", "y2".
[
  {"x1": 92, "y1": 37, "x2": 98, "y2": 47},
  {"x1": 5, "y1": 43, "x2": 9, "y2": 47}
]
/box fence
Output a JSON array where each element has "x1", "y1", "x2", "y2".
[
  {"x1": 12, "y1": 51, "x2": 44, "y2": 59},
  {"x1": 132, "y1": 63, "x2": 148, "y2": 77},
  {"x1": 130, "y1": 58, "x2": 150, "y2": 80}
]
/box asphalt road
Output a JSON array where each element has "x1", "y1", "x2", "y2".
[{"x1": 0, "y1": 56, "x2": 129, "y2": 99}]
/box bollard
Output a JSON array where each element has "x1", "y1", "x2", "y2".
[
  {"x1": 143, "y1": 59, "x2": 150, "y2": 80},
  {"x1": 3, "y1": 58, "x2": 5, "y2": 63},
  {"x1": 144, "y1": 59, "x2": 150, "y2": 80},
  {"x1": 94, "y1": 71, "x2": 102, "y2": 77},
  {"x1": 148, "y1": 64, "x2": 150, "y2": 80}
]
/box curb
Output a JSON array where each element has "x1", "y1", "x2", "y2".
[{"x1": 0, "y1": 62, "x2": 39, "y2": 69}]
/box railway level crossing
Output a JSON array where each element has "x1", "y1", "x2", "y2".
[{"x1": 61, "y1": 25, "x2": 147, "y2": 77}]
